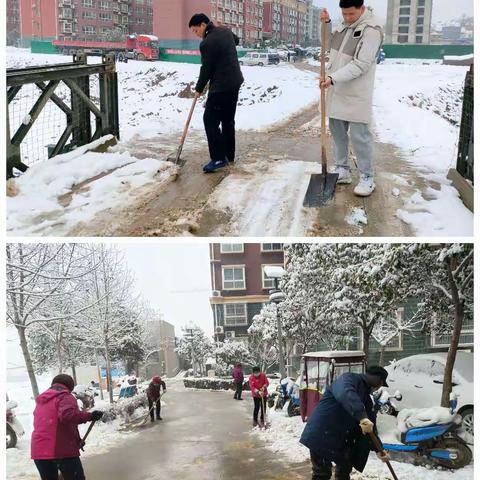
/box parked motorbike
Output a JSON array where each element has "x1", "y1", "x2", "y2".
[
  {"x1": 73, "y1": 385, "x2": 96, "y2": 410},
  {"x1": 6, "y1": 399, "x2": 25, "y2": 449},
  {"x1": 374, "y1": 389, "x2": 472, "y2": 469}
]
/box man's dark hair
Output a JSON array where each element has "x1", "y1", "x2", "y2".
[
  {"x1": 252, "y1": 366, "x2": 260, "y2": 373},
  {"x1": 339, "y1": 0, "x2": 364, "y2": 8},
  {"x1": 189, "y1": 13, "x2": 210, "y2": 28},
  {"x1": 52, "y1": 374, "x2": 75, "y2": 392}
]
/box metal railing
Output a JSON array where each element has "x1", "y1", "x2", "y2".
[
  {"x1": 456, "y1": 64, "x2": 474, "y2": 184},
  {"x1": 6, "y1": 53, "x2": 119, "y2": 178}
]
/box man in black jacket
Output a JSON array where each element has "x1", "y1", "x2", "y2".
[
  {"x1": 189, "y1": 13, "x2": 244, "y2": 173},
  {"x1": 300, "y1": 366, "x2": 390, "y2": 480}
]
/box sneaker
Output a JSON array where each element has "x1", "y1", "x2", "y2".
[
  {"x1": 157, "y1": 416, "x2": 163, "y2": 421},
  {"x1": 252, "y1": 421, "x2": 259, "y2": 428},
  {"x1": 333, "y1": 166, "x2": 352, "y2": 185},
  {"x1": 203, "y1": 159, "x2": 228, "y2": 173},
  {"x1": 354, "y1": 175, "x2": 375, "y2": 197}
]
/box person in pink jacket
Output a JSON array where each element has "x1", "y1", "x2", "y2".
[
  {"x1": 31, "y1": 374, "x2": 103, "y2": 480},
  {"x1": 248, "y1": 366, "x2": 269, "y2": 427}
]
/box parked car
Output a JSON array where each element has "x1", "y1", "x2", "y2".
[
  {"x1": 385, "y1": 352, "x2": 473, "y2": 443},
  {"x1": 239, "y1": 52, "x2": 279, "y2": 66}
]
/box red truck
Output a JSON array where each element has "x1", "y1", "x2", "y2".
[{"x1": 53, "y1": 34, "x2": 159, "y2": 61}]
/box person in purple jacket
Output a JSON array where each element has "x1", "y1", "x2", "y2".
[
  {"x1": 232, "y1": 363, "x2": 244, "y2": 400},
  {"x1": 31, "y1": 374, "x2": 103, "y2": 480}
]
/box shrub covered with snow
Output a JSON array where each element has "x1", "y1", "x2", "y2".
[
  {"x1": 101, "y1": 395, "x2": 148, "y2": 422},
  {"x1": 183, "y1": 377, "x2": 249, "y2": 391}
]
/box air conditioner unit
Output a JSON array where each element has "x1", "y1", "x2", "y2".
[
  {"x1": 212, "y1": 290, "x2": 222, "y2": 297},
  {"x1": 225, "y1": 330, "x2": 235, "y2": 339},
  {"x1": 215, "y1": 326, "x2": 224, "y2": 335}
]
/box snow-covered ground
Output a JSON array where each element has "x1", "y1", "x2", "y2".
[
  {"x1": 372, "y1": 61, "x2": 472, "y2": 236},
  {"x1": 6, "y1": 48, "x2": 473, "y2": 236},
  {"x1": 253, "y1": 406, "x2": 474, "y2": 480}
]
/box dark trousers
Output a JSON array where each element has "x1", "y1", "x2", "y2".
[
  {"x1": 233, "y1": 382, "x2": 243, "y2": 399},
  {"x1": 310, "y1": 450, "x2": 353, "y2": 480},
  {"x1": 253, "y1": 397, "x2": 266, "y2": 423},
  {"x1": 148, "y1": 397, "x2": 161, "y2": 420},
  {"x1": 203, "y1": 88, "x2": 240, "y2": 162},
  {"x1": 34, "y1": 458, "x2": 85, "y2": 480}
]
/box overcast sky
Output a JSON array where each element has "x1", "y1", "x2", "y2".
[
  {"x1": 313, "y1": 0, "x2": 473, "y2": 24},
  {"x1": 119, "y1": 243, "x2": 214, "y2": 337}
]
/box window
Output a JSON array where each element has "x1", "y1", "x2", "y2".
[
  {"x1": 431, "y1": 315, "x2": 473, "y2": 347},
  {"x1": 62, "y1": 8, "x2": 72, "y2": 18},
  {"x1": 400, "y1": 0, "x2": 411, "y2": 4},
  {"x1": 398, "y1": 35, "x2": 409, "y2": 43},
  {"x1": 416, "y1": 26, "x2": 424, "y2": 33},
  {"x1": 398, "y1": 26, "x2": 409, "y2": 33},
  {"x1": 418, "y1": 0, "x2": 425, "y2": 5},
  {"x1": 222, "y1": 266, "x2": 245, "y2": 289},
  {"x1": 83, "y1": 26, "x2": 96, "y2": 35},
  {"x1": 399, "y1": 17, "x2": 410, "y2": 24},
  {"x1": 99, "y1": 0, "x2": 109, "y2": 9},
  {"x1": 416, "y1": 35, "x2": 423, "y2": 43},
  {"x1": 82, "y1": 0, "x2": 93, "y2": 7},
  {"x1": 220, "y1": 244, "x2": 244, "y2": 253},
  {"x1": 261, "y1": 243, "x2": 283, "y2": 252},
  {"x1": 83, "y1": 11, "x2": 96, "y2": 19},
  {"x1": 417, "y1": 7, "x2": 425, "y2": 16},
  {"x1": 224, "y1": 303, "x2": 247, "y2": 326},
  {"x1": 399, "y1": 7, "x2": 410, "y2": 15},
  {"x1": 99, "y1": 12, "x2": 112, "y2": 21},
  {"x1": 262, "y1": 264, "x2": 283, "y2": 289},
  {"x1": 63, "y1": 23, "x2": 72, "y2": 33}
]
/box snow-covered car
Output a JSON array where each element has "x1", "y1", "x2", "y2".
[{"x1": 385, "y1": 352, "x2": 473, "y2": 442}]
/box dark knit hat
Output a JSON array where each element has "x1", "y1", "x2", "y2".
[
  {"x1": 51, "y1": 374, "x2": 75, "y2": 392},
  {"x1": 366, "y1": 365, "x2": 389, "y2": 387},
  {"x1": 339, "y1": 0, "x2": 364, "y2": 8}
]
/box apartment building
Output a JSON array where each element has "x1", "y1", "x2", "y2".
[
  {"x1": 12, "y1": 0, "x2": 153, "y2": 45},
  {"x1": 263, "y1": 0, "x2": 307, "y2": 46},
  {"x1": 6, "y1": 0, "x2": 21, "y2": 45},
  {"x1": 209, "y1": 243, "x2": 285, "y2": 341},
  {"x1": 385, "y1": 0, "x2": 433, "y2": 45},
  {"x1": 305, "y1": 0, "x2": 321, "y2": 46}
]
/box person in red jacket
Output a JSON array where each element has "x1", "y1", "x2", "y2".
[
  {"x1": 31, "y1": 374, "x2": 103, "y2": 480},
  {"x1": 248, "y1": 366, "x2": 269, "y2": 427},
  {"x1": 146, "y1": 376, "x2": 166, "y2": 422}
]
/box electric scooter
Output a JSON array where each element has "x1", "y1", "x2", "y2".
[
  {"x1": 6, "y1": 399, "x2": 25, "y2": 449},
  {"x1": 374, "y1": 389, "x2": 472, "y2": 469}
]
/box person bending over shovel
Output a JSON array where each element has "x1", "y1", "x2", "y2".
[
  {"x1": 147, "y1": 375, "x2": 166, "y2": 422},
  {"x1": 248, "y1": 366, "x2": 269, "y2": 428},
  {"x1": 300, "y1": 366, "x2": 390, "y2": 480},
  {"x1": 320, "y1": 1, "x2": 384, "y2": 197},
  {"x1": 31, "y1": 374, "x2": 103, "y2": 480},
  {"x1": 189, "y1": 13, "x2": 244, "y2": 173}
]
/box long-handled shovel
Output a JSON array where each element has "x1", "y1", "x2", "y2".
[
  {"x1": 369, "y1": 431, "x2": 399, "y2": 480},
  {"x1": 259, "y1": 392, "x2": 268, "y2": 430},
  {"x1": 303, "y1": 17, "x2": 338, "y2": 207},
  {"x1": 167, "y1": 93, "x2": 200, "y2": 167},
  {"x1": 80, "y1": 420, "x2": 96, "y2": 451}
]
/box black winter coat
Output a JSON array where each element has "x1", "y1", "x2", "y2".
[
  {"x1": 300, "y1": 373, "x2": 380, "y2": 472},
  {"x1": 195, "y1": 23, "x2": 244, "y2": 94},
  {"x1": 146, "y1": 381, "x2": 166, "y2": 401}
]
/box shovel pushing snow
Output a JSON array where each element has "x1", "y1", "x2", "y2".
[
  {"x1": 80, "y1": 420, "x2": 97, "y2": 451},
  {"x1": 369, "y1": 431, "x2": 399, "y2": 480},
  {"x1": 166, "y1": 93, "x2": 200, "y2": 167},
  {"x1": 303, "y1": 17, "x2": 338, "y2": 207}
]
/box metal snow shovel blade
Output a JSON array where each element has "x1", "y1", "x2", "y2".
[
  {"x1": 368, "y1": 431, "x2": 399, "y2": 480},
  {"x1": 166, "y1": 93, "x2": 200, "y2": 167},
  {"x1": 303, "y1": 17, "x2": 338, "y2": 207}
]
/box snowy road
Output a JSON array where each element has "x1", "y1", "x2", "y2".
[{"x1": 82, "y1": 386, "x2": 310, "y2": 480}]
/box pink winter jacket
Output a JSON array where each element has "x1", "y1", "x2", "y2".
[
  {"x1": 31, "y1": 383, "x2": 92, "y2": 460},
  {"x1": 248, "y1": 373, "x2": 269, "y2": 398}
]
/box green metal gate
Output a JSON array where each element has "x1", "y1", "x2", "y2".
[{"x1": 6, "y1": 53, "x2": 119, "y2": 178}]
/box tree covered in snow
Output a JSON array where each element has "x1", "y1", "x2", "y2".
[
  {"x1": 176, "y1": 325, "x2": 213, "y2": 376},
  {"x1": 386, "y1": 243, "x2": 474, "y2": 406},
  {"x1": 213, "y1": 340, "x2": 252, "y2": 375},
  {"x1": 6, "y1": 244, "x2": 100, "y2": 398}
]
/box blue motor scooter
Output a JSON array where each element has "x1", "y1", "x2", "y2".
[{"x1": 374, "y1": 390, "x2": 472, "y2": 469}]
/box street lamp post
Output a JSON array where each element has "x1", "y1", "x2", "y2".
[{"x1": 265, "y1": 266, "x2": 287, "y2": 380}]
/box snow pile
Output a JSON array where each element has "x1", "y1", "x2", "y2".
[
  {"x1": 396, "y1": 407, "x2": 458, "y2": 433},
  {"x1": 374, "y1": 62, "x2": 472, "y2": 236},
  {"x1": 7, "y1": 138, "x2": 177, "y2": 236},
  {"x1": 345, "y1": 207, "x2": 368, "y2": 229}
]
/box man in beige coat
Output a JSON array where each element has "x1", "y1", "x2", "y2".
[{"x1": 320, "y1": 1, "x2": 384, "y2": 197}]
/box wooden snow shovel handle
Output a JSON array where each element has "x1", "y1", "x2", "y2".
[
  {"x1": 320, "y1": 17, "x2": 328, "y2": 174},
  {"x1": 175, "y1": 93, "x2": 199, "y2": 164},
  {"x1": 80, "y1": 420, "x2": 96, "y2": 451},
  {"x1": 368, "y1": 431, "x2": 399, "y2": 480}
]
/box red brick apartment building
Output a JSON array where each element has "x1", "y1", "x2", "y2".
[
  {"x1": 263, "y1": 0, "x2": 307, "y2": 45},
  {"x1": 209, "y1": 243, "x2": 285, "y2": 342},
  {"x1": 9, "y1": 0, "x2": 153, "y2": 46}
]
